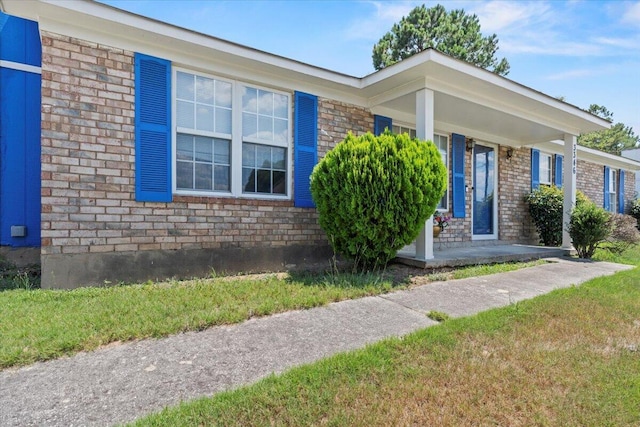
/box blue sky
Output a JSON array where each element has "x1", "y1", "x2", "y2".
[{"x1": 101, "y1": 0, "x2": 640, "y2": 136}]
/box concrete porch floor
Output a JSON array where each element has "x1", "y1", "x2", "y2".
[{"x1": 396, "y1": 243, "x2": 570, "y2": 268}]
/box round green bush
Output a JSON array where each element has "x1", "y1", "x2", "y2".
[
  {"x1": 310, "y1": 131, "x2": 447, "y2": 269},
  {"x1": 569, "y1": 201, "x2": 612, "y2": 258},
  {"x1": 525, "y1": 186, "x2": 589, "y2": 246}
]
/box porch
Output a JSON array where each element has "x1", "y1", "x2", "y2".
[{"x1": 396, "y1": 243, "x2": 570, "y2": 269}]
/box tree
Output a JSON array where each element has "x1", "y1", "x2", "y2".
[
  {"x1": 372, "y1": 4, "x2": 510, "y2": 75},
  {"x1": 579, "y1": 104, "x2": 639, "y2": 155}
]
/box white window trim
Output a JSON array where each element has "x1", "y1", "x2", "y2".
[
  {"x1": 539, "y1": 152, "x2": 552, "y2": 185},
  {"x1": 609, "y1": 168, "x2": 617, "y2": 212},
  {"x1": 172, "y1": 67, "x2": 293, "y2": 200}
]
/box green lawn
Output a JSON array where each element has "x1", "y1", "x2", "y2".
[
  {"x1": 0, "y1": 260, "x2": 543, "y2": 369},
  {"x1": 131, "y1": 250, "x2": 640, "y2": 426}
]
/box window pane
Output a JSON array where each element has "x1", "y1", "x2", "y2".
[
  {"x1": 257, "y1": 145, "x2": 271, "y2": 168},
  {"x1": 258, "y1": 115, "x2": 273, "y2": 140},
  {"x1": 216, "y1": 80, "x2": 232, "y2": 108},
  {"x1": 176, "y1": 72, "x2": 193, "y2": 101},
  {"x1": 215, "y1": 107, "x2": 232, "y2": 134},
  {"x1": 273, "y1": 171, "x2": 286, "y2": 194},
  {"x1": 272, "y1": 147, "x2": 286, "y2": 170},
  {"x1": 242, "y1": 167, "x2": 255, "y2": 192},
  {"x1": 195, "y1": 163, "x2": 212, "y2": 190},
  {"x1": 196, "y1": 105, "x2": 214, "y2": 132},
  {"x1": 196, "y1": 76, "x2": 214, "y2": 104},
  {"x1": 242, "y1": 143, "x2": 255, "y2": 167},
  {"x1": 177, "y1": 100, "x2": 194, "y2": 128},
  {"x1": 256, "y1": 169, "x2": 271, "y2": 193},
  {"x1": 214, "y1": 165, "x2": 230, "y2": 191},
  {"x1": 243, "y1": 112, "x2": 257, "y2": 138},
  {"x1": 214, "y1": 139, "x2": 230, "y2": 164},
  {"x1": 258, "y1": 91, "x2": 273, "y2": 115},
  {"x1": 177, "y1": 134, "x2": 193, "y2": 161},
  {"x1": 176, "y1": 161, "x2": 193, "y2": 189},
  {"x1": 194, "y1": 136, "x2": 212, "y2": 162},
  {"x1": 274, "y1": 94, "x2": 287, "y2": 118},
  {"x1": 242, "y1": 87, "x2": 257, "y2": 113},
  {"x1": 274, "y1": 118, "x2": 288, "y2": 143}
]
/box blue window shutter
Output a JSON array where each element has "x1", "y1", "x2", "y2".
[
  {"x1": 618, "y1": 170, "x2": 625, "y2": 214},
  {"x1": 134, "y1": 53, "x2": 172, "y2": 202},
  {"x1": 531, "y1": 149, "x2": 540, "y2": 190},
  {"x1": 603, "y1": 166, "x2": 610, "y2": 211},
  {"x1": 294, "y1": 91, "x2": 318, "y2": 208},
  {"x1": 451, "y1": 133, "x2": 466, "y2": 218},
  {"x1": 555, "y1": 154, "x2": 563, "y2": 189},
  {"x1": 373, "y1": 115, "x2": 392, "y2": 136}
]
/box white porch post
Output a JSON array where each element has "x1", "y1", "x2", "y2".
[
  {"x1": 415, "y1": 88, "x2": 435, "y2": 260},
  {"x1": 562, "y1": 133, "x2": 578, "y2": 249}
]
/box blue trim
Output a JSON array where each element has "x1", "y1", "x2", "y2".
[
  {"x1": 555, "y1": 154, "x2": 563, "y2": 189},
  {"x1": 618, "y1": 170, "x2": 625, "y2": 214},
  {"x1": 294, "y1": 91, "x2": 318, "y2": 208},
  {"x1": 134, "y1": 53, "x2": 172, "y2": 202},
  {"x1": 603, "y1": 166, "x2": 610, "y2": 211},
  {"x1": 451, "y1": 133, "x2": 466, "y2": 218},
  {"x1": 0, "y1": 13, "x2": 41, "y2": 247},
  {"x1": 373, "y1": 115, "x2": 392, "y2": 136},
  {"x1": 531, "y1": 149, "x2": 540, "y2": 190}
]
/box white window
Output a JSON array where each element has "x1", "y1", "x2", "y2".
[
  {"x1": 433, "y1": 134, "x2": 449, "y2": 210},
  {"x1": 539, "y1": 153, "x2": 552, "y2": 185},
  {"x1": 392, "y1": 124, "x2": 417, "y2": 139},
  {"x1": 174, "y1": 69, "x2": 290, "y2": 198},
  {"x1": 608, "y1": 168, "x2": 617, "y2": 212}
]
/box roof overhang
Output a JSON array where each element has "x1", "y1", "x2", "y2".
[
  {"x1": 1, "y1": 0, "x2": 612, "y2": 150},
  {"x1": 534, "y1": 140, "x2": 640, "y2": 171}
]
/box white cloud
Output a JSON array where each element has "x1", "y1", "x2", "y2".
[
  {"x1": 473, "y1": 1, "x2": 551, "y2": 33},
  {"x1": 622, "y1": 1, "x2": 640, "y2": 26},
  {"x1": 344, "y1": 1, "x2": 421, "y2": 41}
]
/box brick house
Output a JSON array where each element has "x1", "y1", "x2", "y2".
[{"x1": 1, "y1": 1, "x2": 638, "y2": 289}]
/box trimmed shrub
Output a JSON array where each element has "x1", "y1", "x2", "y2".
[
  {"x1": 310, "y1": 131, "x2": 447, "y2": 270},
  {"x1": 630, "y1": 198, "x2": 640, "y2": 229},
  {"x1": 606, "y1": 214, "x2": 640, "y2": 254},
  {"x1": 525, "y1": 186, "x2": 589, "y2": 246},
  {"x1": 569, "y1": 201, "x2": 612, "y2": 258}
]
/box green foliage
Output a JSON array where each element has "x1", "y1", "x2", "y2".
[
  {"x1": 629, "y1": 199, "x2": 640, "y2": 228},
  {"x1": 569, "y1": 202, "x2": 612, "y2": 258},
  {"x1": 578, "y1": 104, "x2": 639, "y2": 155},
  {"x1": 427, "y1": 310, "x2": 450, "y2": 322},
  {"x1": 525, "y1": 186, "x2": 589, "y2": 246},
  {"x1": 310, "y1": 131, "x2": 447, "y2": 269},
  {"x1": 372, "y1": 4, "x2": 510, "y2": 75}
]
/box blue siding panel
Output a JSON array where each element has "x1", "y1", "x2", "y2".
[
  {"x1": 451, "y1": 133, "x2": 466, "y2": 218},
  {"x1": 134, "y1": 53, "x2": 172, "y2": 202},
  {"x1": 603, "y1": 166, "x2": 610, "y2": 211},
  {"x1": 373, "y1": 115, "x2": 392, "y2": 136},
  {"x1": 531, "y1": 149, "x2": 540, "y2": 190},
  {"x1": 294, "y1": 91, "x2": 318, "y2": 208},
  {"x1": 0, "y1": 13, "x2": 42, "y2": 247}
]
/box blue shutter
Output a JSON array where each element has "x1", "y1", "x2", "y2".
[
  {"x1": 373, "y1": 115, "x2": 392, "y2": 136},
  {"x1": 618, "y1": 170, "x2": 625, "y2": 214},
  {"x1": 531, "y1": 149, "x2": 540, "y2": 190},
  {"x1": 294, "y1": 91, "x2": 318, "y2": 208},
  {"x1": 134, "y1": 53, "x2": 172, "y2": 202},
  {"x1": 451, "y1": 133, "x2": 466, "y2": 218},
  {"x1": 555, "y1": 154, "x2": 563, "y2": 189},
  {"x1": 603, "y1": 166, "x2": 610, "y2": 211},
  {"x1": 0, "y1": 13, "x2": 41, "y2": 247}
]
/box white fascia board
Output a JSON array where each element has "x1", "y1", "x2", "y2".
[{"x1": 536, "y1": 140, "x2": 640, "y2": 171}]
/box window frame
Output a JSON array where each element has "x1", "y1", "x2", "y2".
[
  {"x1": 608, "y1": 168, "x2": 617, "y2": 212},
  {"x1": 539, "y1": 152, "x2": 552, "y2": 185},
  {"x1": 171, "y1": 67, "x2": 292, "y2": 200}
]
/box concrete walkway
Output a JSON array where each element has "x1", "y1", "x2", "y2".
[{"x1": 0, "y1": 257, "x2": 633, "y2": 426}]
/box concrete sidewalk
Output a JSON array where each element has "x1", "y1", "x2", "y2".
[{"x1": 0, "y1": 257, "x2": 633, "y2": 426}]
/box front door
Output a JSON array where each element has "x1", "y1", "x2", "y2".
[{"x1": 472, "y1": 143, "x2": 497, "y2": 239}]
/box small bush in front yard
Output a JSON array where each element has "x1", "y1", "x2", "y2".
[
  {"x1": 605, "y1": 214, "x2": 640, "y2": 254},
  {"x1": 525, "y1": 186, "x2": 589, "y2": 246},
  {"x1": 569, "y1": 202, "x2": 612, "y2": 258},
  {"x1": 310, "y1": 131, "x2": 446, "y2": 270},
  {"x1": 629, "y1": 198, "x2": 640, "y2": 228}
]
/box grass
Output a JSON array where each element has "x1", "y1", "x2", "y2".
[
  {"x1": 131, "y1": 251, "x2": 640, "y2": 426},
  {"x1": 0, "y1": 259, "x2": 544, "y2": 370}
]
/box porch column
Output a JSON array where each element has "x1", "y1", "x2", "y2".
[
  {"x1": 415, "y1": 88, "x2": 435, "y2": 260},
  {"x1": 562, "y1": 133, "x2": 578, "y2": 249}
]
